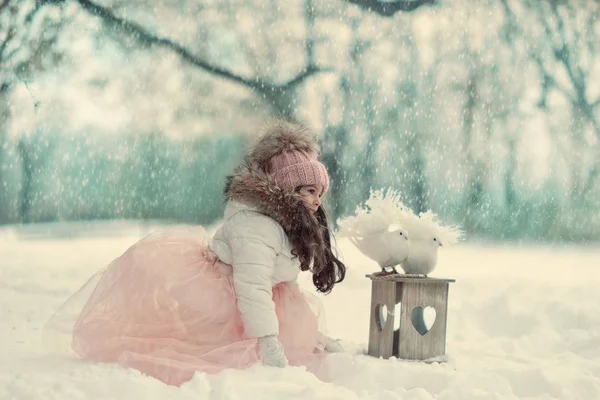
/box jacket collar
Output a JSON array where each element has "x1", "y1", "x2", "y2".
[
  {"x1": 224, "y1": 161, "x2": 327, "y2": 274},
  {"x1": 224, "y1": 163, "x2": 316, "y2": 231}
]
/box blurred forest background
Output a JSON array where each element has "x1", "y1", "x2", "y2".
[{"x1": 1, "y1": 0, "x2": 599, "y2": 242}]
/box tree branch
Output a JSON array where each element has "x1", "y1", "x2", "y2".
[
  {"x1": 74, "y1": 0, "x2": 327, "y2": 113},
  {"x1": 346, "y1": 0, "x2": 436, "y2": 16},
  {"x1": 541, "y1": 3, "x2": 600, "y2": 135},
  {"x1": 76, "y1": 0, "x2": 262, "y2": 89},
  {"x1": 0, "y1": 1, "x2": 16, "y2": 63},
  {"x1": 532, "y1": 52, "x2": 575, "y2": 104},
  {"x1": 502, "y1": 0, "x2": 600, "y2": 197},
  {"x1": 304, "y1": 0, "x2": 315, "y2": 66},
  {"x1": 498, "y1": 0, "x2": 520, "y2": 44},
  {"x1": 539, "y1": 5, "x2": 581, "y2": 97},
  {"x1": 0, "y1": 28, "x2": 15, "y2": 61},
  {"x1": 559, "y1": 3, "x2": 587, "y2": 85},
  {"x1": 282, "y1": 64, "x2": 326, "y2": 90},
  {"x1": 501, "y1": 0, "x2": 577, "y2": 106}
]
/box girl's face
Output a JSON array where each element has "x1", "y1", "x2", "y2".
[{"x1": 298, "y1": 184, "x2": 324, "y2": 214}]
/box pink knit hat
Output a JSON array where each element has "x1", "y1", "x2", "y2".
[{"x1": 270, "y1": 150, "x2": 329, "y2": 194}]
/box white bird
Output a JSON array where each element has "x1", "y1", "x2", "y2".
[
  {"x1": 338, "y1": 188, "x2": 463, "y2": 277},
  {"x1": 400, "y1": 236, "x2": 442, "y2": 276},
  {"x1": 337, "y1": 189, "x2": 412, "y2": 275},
  {"x1": 396, "y1": 210, "x2": 463, "y2": 277},
  {"x1": 349, "y1": 227, "x2": 410, "y2": 275}
]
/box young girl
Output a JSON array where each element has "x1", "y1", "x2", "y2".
[{"x1": 50, "y1": 119, "x2": 347, "y2": 386}]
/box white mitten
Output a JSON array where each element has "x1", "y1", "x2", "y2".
[
  {"x1": 318, "y1": 332, "x2": 345, "y2": 353},
  {"x1": 257, "y1": 335, "x2": 288, "y2": 367}
]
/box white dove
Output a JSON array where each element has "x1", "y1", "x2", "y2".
[
  {"x1": 396, "y1": 209, "x2": 463, "y2": 277},
  {"x1": 337, "y1": 189, "x2": 412, "y2": 275},
  {"x1": 400, "y1": 236, "x2": 442, "y2": 276},
  {"x1": 349, "y1": 227, "x2": 410, "y2": 275}
]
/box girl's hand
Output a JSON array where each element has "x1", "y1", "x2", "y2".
[
  {"x1": 319, "y1": 332, "x2": 345, "y2": 353},
  {"x1": 257, "y1": 335, "x2": 288, "y2": 367}
]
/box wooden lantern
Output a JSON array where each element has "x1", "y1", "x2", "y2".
[{"x1": 366, "y1": 274, "x2": 455, "y2": 361}]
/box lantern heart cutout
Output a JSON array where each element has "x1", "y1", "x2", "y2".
[
  {"x1": 411, "y1": 306, "x2": 436, "y2": 335},
  {"x1": 394, "y1": 302, "x2": 402, "y2": 331},
  {"x1": 375, "y1": 304, "x2": 389, "y2": 331}
]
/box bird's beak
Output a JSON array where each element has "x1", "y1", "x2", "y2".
[
  {"x1": 439, "y1": 241, "x2": 443, "y2": 247},
  {"x1": 405, "y1": 235, "x2": 409, "y2": 241}
]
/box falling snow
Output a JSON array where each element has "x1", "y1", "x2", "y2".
[{"x1": 1, "y1": 0, "x2": 600, "y2": 399}]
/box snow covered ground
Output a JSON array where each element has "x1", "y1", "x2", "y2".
[{"x1": 1, "y1": 221, "x2": 599, "y2": 399}]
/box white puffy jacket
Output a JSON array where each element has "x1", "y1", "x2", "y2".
[{"x1": 209, "y1": 201, "x2": 301, "y2": 338}]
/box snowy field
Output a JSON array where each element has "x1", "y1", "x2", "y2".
[{"x1": 1, "y1": 221, "x2": 599, "y2": 400}]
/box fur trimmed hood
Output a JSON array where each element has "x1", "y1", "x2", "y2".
[
  {"x1": 224, "y1": 119, "x2": 326, "y2": 272},
  {"x1": 224, "y1": 162, "x2": 326, "y2": 276},
  {"x1": 225, "y1": 165, "x2": 315, "y2": 231},
  {"x1": 225, "y1": 119, "x2": 324, "y2": 229}
]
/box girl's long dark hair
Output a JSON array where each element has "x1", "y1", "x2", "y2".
[
  {"x1": 307, "y1": 207, "x2": 346, "y2": 294},
  {"x1": 288, "y1": 206, "x2": 346, "y2": 293},
  {"x1": 285, "y1": 187, "x2": 346, "y2": 294}
]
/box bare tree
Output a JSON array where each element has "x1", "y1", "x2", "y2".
[
  {"x1": 320, "y1": 12, "x2": 374, "y2": 219},
  {"x1": 493, "y1": 4, "x2": 531, "y2": 229},
  {"x1": 68, "y1": 0, "x2": 330, "y2": 117},
  {"x1": 346, "y1": 0, "x2": 436, "y2": 16},
  {"x1": 0, "y1": 0, "x2": 64, "y2": 223},
  {"x1": 16, "y1": 132, "x2": 55, "y2": 222},
  {"x1": 449, "y1": 10, "x2": 500, "y2": 233},
  {"x1": 54, "y1": 0, "x2": 432, "y2": 116},
  {"x1": 320, "y1": 115, "x2": 349, "y2": 220},
  {"x1": 501, "y1": 0, "x2": 600, "y2": 199},
  {"x1": 460, "y1": 67, "x2": 489, "y2": 232},
  {"x1": 0, "y1": 1, "x2": 64, "y2": 98},
  {"x1": 398, "y1": 21, "x2": 436, "y2": 215}
]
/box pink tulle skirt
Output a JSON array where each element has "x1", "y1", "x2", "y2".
[{"x1": 48, "y1": 226, "x2": 325, "y2": 386}]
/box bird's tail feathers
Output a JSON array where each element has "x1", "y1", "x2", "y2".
[
  {"x1": 397, "y1": 209, "x2": 464, "y2": 245},
  {"x1": 336, "y1": 188, "x2": 409, "y2": 237},
  {"x1": 337, "y1": 187, "x2": 464, "y2": 245}
]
